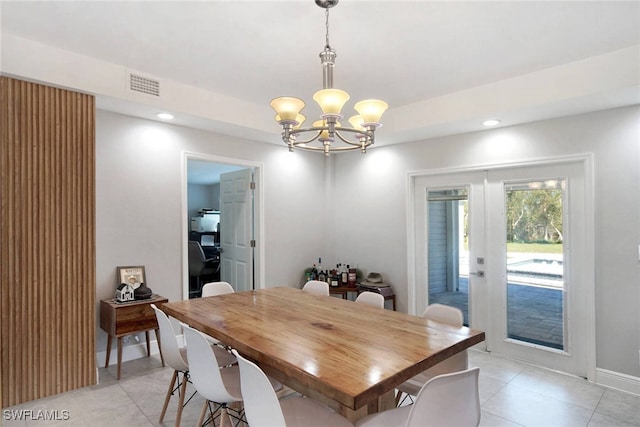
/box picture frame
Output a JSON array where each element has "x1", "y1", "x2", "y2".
[{"x1": 116, "y1": 266, "x2": 146, "y2": 290}]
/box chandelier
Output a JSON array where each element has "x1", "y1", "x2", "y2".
[{"x1": 270, "y1": 0, "x2": 388, "y2": 156}]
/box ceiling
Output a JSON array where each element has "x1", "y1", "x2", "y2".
[
  {"x1": 187, "y1": 160, "x2": 245, "y2": 185},
  {"x1": 1, "y1": 1, "x2": 639, "y2": 147}
]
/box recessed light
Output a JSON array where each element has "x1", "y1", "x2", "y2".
[
  {"x1": 156, "y1": 113, "x2": 174, "y2": 120},
  {"x1": 483, "y1": 119, "x2": 501, "y2": 127}
]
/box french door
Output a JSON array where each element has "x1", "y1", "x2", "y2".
[{"x1": 412, "y1": 160, "x2": 592, "y2": 377}]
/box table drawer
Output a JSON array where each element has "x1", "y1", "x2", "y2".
[{"x1": 113, "y1": 304, "x2": 157, "y2": 335}]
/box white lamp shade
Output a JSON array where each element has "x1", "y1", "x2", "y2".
[
  {"x1": 271, "y1": 97, "x2": 305, "y2": 122},
  {"x1": 313, "y1": 89, "x2": 350, "y2": 115},
  {"x1": 354, "y1": 99, "x2": 388, "y2": 124},
  {"x1": 348, "y1": 115, "x2": 365, "y2": 131}
]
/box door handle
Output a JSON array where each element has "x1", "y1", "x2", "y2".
[{"x1": 469, "y1": 271, "x2": 485, "y2": 278}]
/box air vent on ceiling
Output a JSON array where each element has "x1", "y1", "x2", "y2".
[{"x1": 129, "y1": 73, "x2": 160, "y2": 97}]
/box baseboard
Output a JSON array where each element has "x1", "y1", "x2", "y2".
[
  {"x1": 96, "y1": 335, "x2": 165, "y2": 370},
  {"x1": 595, "y1": 368, "x2": 640, "y2": 396}
]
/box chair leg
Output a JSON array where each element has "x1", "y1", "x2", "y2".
[
  {"x1": 220, "y1": 407, "x2": 230, "y2": 427},
  {"x1": 175, "y1": 371, "x2": 188, "y2": 427},
  {"x1": 197, "y1": 400, "x2": 209, "y2": 427},
  {"x1": 159, "y1": 370, "x2": 178, "y2": 423}
]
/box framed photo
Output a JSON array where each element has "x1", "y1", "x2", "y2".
[{"x1": 116, "y1": 266, "x2": 146, "y2": 290}]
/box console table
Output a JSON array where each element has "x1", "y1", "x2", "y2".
[
  {"x1": 100, "y1": 295, "x2": 168, "y2": 379},
  {"x1": 329, "y1": 285, "x2": 359, "y2": 300}
]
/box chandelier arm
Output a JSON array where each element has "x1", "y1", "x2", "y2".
[
  {"x1": 288, "y1": 128, "x2": 323, "y2": 145},
  {"x1": 292, "y1": 144, "x2": 325, "y2": 151},
  {"x1": 295, "y1": 144, "x2": 361, "y2": 152},
  {"x1": 334, "y1": 129, "x2": 372, "y2": 147}
]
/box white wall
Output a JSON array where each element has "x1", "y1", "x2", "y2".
[
  {"x1": 333, "y1": 106, "x2": 640, "y2": 379},
  {"x1": 96, "y1": 106, "x2": 639, "y2": 383},
  {"x1": 187, "y1": 183, "x2": 218, "y2": 220},
  {"x1": 95, "y1": 110, "x2": 326, "y2": 357}
]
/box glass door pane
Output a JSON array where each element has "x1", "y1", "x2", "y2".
[
  {"x1": 427, "y1": 188, "x2": 470, "y2": 325},
  {"x1": 505, "y1": 180, "x2": 565, "y2": 350}
]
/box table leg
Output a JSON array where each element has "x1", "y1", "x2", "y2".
[
  {"x1": 155, "y1": 328, "x2": 165, "y2": 367},
  {"x1": 117, "y1": 336, "x2": 123, "y2": 380},
  {"x1": 105, "y1": 334, "x2": 112, "y2": 368},
  {"x1": 145, "y1": 331, "x2": 151, "y2": 356},
  {"x1": 337, "y1": 404, "x2": 368, "y2": 423}
]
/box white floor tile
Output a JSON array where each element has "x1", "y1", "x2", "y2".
[
  {"x1": 3, "y1": 352, "x2": 639, "y2": 427},
  {"x1": 482, "y1": 383, "x2": 594, "y2": 426}
]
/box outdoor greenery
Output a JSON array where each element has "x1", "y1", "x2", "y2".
[
  {"x1": 506, "y1": 187, "x2": 563, "y2": 244},
  {"x1": 507, "y1": 242, "x2": 562, "y2": 254}
]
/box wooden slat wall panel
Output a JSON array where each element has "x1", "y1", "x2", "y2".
[{"x1": 0, "y1": 77, "x2": 96, "y2": 408}]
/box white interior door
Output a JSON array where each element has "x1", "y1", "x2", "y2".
[
  {"x1": 413, "y1": 160, "x2": 592, "y2": 377},
  {"x1": 220, "y1": 168, "x2": 254, "y2": 292}
]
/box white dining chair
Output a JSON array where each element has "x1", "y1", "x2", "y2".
[
  {"x1": 231, "y1": 349, "x2": 354, "y2": 427},
  {"x1": 151, "y1": 304, "x2": 191, "y2": 427},
  {"x1": 183, "y1": 324, "x2": 282, "y2": 427},
  {"x1": 395, "y1": 303, "x2": 467, "y2": 406},
  {"x1": 200, "y1": 281, "x2": 237, "y2": 348},
  {"x1": 201, "y1": 281, "x2": 235, "y2": 297},
  {"x1": 355, "y1": 291, "x2": 385, "y2": 308},
  {"x1": 151, "y1": 304, "x2": 235, "y2": 427},
  {"x1": 183, "y1": 323, "x2": 243, "y2": 427},
  {"x1": 302, "y1": 280, "x2": 330, "y2": 296},
  {"x1": 357, "y1": 367, "x2": 480, "y2": 427}
]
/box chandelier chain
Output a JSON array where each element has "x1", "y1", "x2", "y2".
[{"x1": 325, "y1": 8, "x2": 331, "y2": 49}]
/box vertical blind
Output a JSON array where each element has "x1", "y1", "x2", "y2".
[{"x1": 0, "y1": 77, "x2": 96, "y2": 407}]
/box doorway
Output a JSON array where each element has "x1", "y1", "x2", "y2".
[
  {"x1": 183, "y1": 153, "x2": 263, "y2": 298},
  {"x1": 411, "y1": 158, "x2": 594, "y2": 378}
]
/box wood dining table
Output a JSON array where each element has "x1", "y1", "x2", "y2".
[{"x1": 160, "y1": 287, "x2": 485, "y2": 422}]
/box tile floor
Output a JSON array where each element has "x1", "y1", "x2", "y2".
[
  {"x1": 2, "y1": 350, "x2": 639, "y2": 426},
  {"x1": 432, "y1": 280, "x2": 564, "y2": 349}
]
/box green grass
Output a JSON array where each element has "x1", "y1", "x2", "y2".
[{"x1": 506, "y1": 242, "x2": 563, "y2": 254}]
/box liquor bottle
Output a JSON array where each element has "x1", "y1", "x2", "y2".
[
  {"x1": 331, "y1": 265, "x2": 339, "y2": 287},
  {"x1": 311, "y1": 264, "x2": 317, "y2": 280},
  {"x1": 348, "y1": 265, "x2": 357, "y2": 287},
  {"x1": 318, "y1": 269, "x2": 326, "y2": 282},
  {"x1": 341, "y1": 264, "x2": 348, "y2": 286}
]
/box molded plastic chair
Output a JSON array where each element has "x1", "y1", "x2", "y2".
[
  {"x1": 151, "y1": 304, "x2": 190, "y2": 427},
  {"x1": 395, "y1": 303, "x2": 468, "y2": 405},
  {"x1": 201, "y1": 281, "x2": 235, "y2": 297},
  {"x1": 355, "y1": 291, "x2": 385, "y2": 308},
  {"x1": 302, "y1": 280, "x2": 330, "y2": 296},
  {"x1": 151, "y1": 304, "x2": 237, "y2": 427},
  {"x1": 232, "y1": 349, "x2": 353, "y2": 427},
  {"x1": 183, "y1": 324, "x2": 243, "y2": 427},
  {"x1": 183, "y1": 324, "x2": 282, "y2": 426},
  {"x1": 357, "y1": 368, "x2": 481, "y2": 427},
  {"x1": 200, "y1": 281, "x2": 235, "y2": 347}
]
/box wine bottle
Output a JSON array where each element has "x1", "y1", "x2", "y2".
[
  {"x1": 348, "y1": 265, "x2": 357, "y2": 287},
  {"x1": 331, "y1": 265, "x2": 339, "y2": 287},
  {"x1": 341, "y1": 264, "x2": 348, "y2": 286}
]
